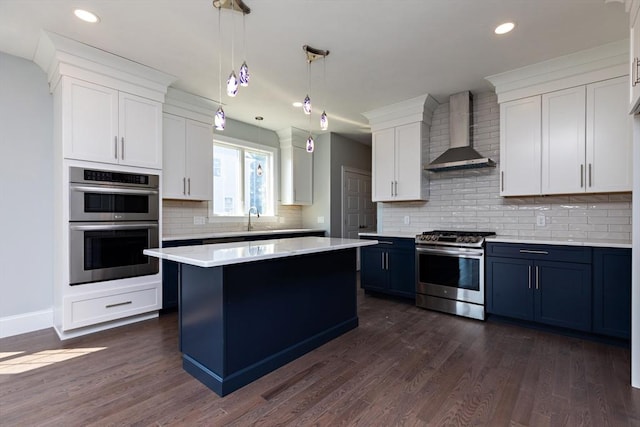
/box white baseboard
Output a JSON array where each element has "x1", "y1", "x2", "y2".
[{"x1": 0, "y1": 308, "x2": 53, "y2": 339}]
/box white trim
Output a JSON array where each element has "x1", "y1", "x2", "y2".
[
  {"x1": 486, "y1": 40, "x2": 628, "y2": 103},
  {"x1": 0, "y1": 309, "x2": 53, "y2": 339},
  {"x1": 54, "y1": 312, "x2": 158, "y2": 340},
  {"x1": 362, "y1": 94, "x2": 439, "y2": 131}
]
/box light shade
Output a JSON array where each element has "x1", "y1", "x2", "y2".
[
  {"x1": 239, "y1": 61, "x2": 250, "y2": 87},
  {"x1": 214, "y1": 106, "x2": 226, "y2": 130},
  {"x1": 227, "y1": 70, "x2": 239, "y2": 97},
  {"x1": 306, "y1": 135, "x2": 314, "y2": 153},
  {"x1": 303, "y1": 95, "x2": 311, "y2": 115},
  {"x1": 320, "y1": 111, "x2": 328, "y2": 131}
]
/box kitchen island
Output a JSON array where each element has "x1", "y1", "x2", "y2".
[{"x1": 144, "y1": 236, "x2": 377, "y2": 396}]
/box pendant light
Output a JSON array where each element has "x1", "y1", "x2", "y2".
[
  {"x1": 255, "y1": 116, "x2": 263, "y2": 175},
  {"x1": 320, "y1": 55, "x2": 328, "y2": 130},
  {"x1": 214, "y1": 7, "x2": 225, "y2": 130},
  {"x1": 239, "y1": 10, "x2": 250, "y2": 87},
  {"x1": 303, "y1": 59, "x2": 312, "y2": 115},
  {"x1": 226, "y1": 0, "x2": 239, "y2": 97},
  {"x1": 301, "y1": 45, "x2": 329, "y2": 153}
]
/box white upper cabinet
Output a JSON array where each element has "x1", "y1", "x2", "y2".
[
  {"x1": 541, "y1": 86, "x2": 586, "y2": 195},
  {"x1": 278, "y1": 127, "x2": 313, "y2": 205},
  {"x1": 363, "y1": 94, "x2": 437, "y2": 203},
  {"x1": 499, "y1": 96, "x2": 541, "y2": 196},
  {"x1": 372, "y1": 122, "x2": 425, "y2": 202},
  {"x1": 62, "y1": 77, "x2": 162, "y2": 169},
  {"x1": 630, "y1": 0, "x2": 640, "y2": 114},
  {"x1": 586, "y1": 77, "x2": 632, "y2": 193},
  {"x1": 162, "y1": 113, "x2": 213, "y2": 200},
  {"x1": 487, "y1": 41, "x2": 629, "y2": 197}
]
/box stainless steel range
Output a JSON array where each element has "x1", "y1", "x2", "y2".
[{"x1": 415, "y1": 230, "x2": 495, "y2": 320}]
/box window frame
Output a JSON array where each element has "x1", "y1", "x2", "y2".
[{"x1": 210, "y1": 134, "x2": 279, "y2": 219}]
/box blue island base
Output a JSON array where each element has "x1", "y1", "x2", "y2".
[{"x1": 179, "y1": 248, "x2": 358, "y2": 396}]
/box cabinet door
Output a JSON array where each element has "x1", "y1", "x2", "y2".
[
  {"x1": 394, "y1": 122, "x2": 423, "y2": 200},
  {"x1": 593, "y1": 248, "x2": 631, "y2": 339},
  {"x1": 500, "y1": 96, "x2": 541, "y2": 196},
  {"x1": 360, "y1": 246, "x2": 388, "y2": 291},
  {"x1": 185, "y1": 120, "x2": 213, "y2": 200},
  {"x1": 292, "y1": 146, "x2": 313, "y2": 204},
  {"x1": 63, "y1": 78, "x2": 119, "y2": 163},
  {"x1": 486, "y1": 257, "x2": 534, "y2": 320},
  {"x1": 372, "y1": 128, "x2": 396, "y2": 202},
  {"x1": 586, "y1": 77, "x2": 632, "y2": 193},
  {"x1": 631, "y1": 1, "x2": 640, "y2": 114},
  {"x1": 388, "y1": 248, "x2": 415, "y2": 298},
  {"x1": 162, "y1": 114, "x2": 187, "y2": 199},
  {"x1": 119, "y1": 92, "x2": 162, "y2": 169},
  {"x1": 541, "y1": 87, "x2": 586, "y2": 195},
  {"x1": 534, "y1": 260, "x2": 591, "y2": 332}
]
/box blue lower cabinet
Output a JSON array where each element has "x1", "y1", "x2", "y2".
[
  {"x1": 486, "y1": 243, "x2": 592, "y2": 332},
  {"x1": 360, "y1": 237, "x2": 415, "y2": 299},
  {"x1": 592, "y1": 248, "x2": 632, "y2": 339}
]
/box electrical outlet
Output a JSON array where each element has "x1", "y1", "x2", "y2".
[
  {"x1": 404, "y1": 216, "x2": 410, "y2": 225},
  {"x1": 193, "y1": 216, "x2": 205, "y2": 225},
  {"x1": 536, "y1": 214, "x2": 546, "y2": 227},
  {"x1": 317, "y1": 216, "x2": 325, "y2": 224}
]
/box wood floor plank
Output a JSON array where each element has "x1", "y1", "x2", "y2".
[{"x1": 1, "y1": 285, "x2": 639, "y2": 426}]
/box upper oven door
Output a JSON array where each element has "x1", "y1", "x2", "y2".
[
  {"x1": 416, "y1": 246, "x2": 485, "y2": 305},
  {"x1": 69, "y1": 183, "x2": 159, "y2": 222}
]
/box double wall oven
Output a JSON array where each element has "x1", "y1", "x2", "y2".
[
  {"x1": 415, "y1": 230, "x2": 495, "y2": 320},
  {"x1": 69, "y1": 167, "x2": 160, "y2": 285}
]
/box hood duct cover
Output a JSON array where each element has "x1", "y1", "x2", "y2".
[{"x1": 426, "y1": 91, "x2": 495, "y2": 172}]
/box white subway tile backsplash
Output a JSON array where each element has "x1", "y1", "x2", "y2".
[{"x1": 380, "y1": 92, "x2": 632, "y2": 242}]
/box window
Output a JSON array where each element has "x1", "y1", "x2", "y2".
[{"x1": 212, "y1": 141, "x2": 275, "y2": 216}]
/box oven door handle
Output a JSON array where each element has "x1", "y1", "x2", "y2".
[
  {"x1": 70, "y1": 184, "x2": 159, "y2": 196},
  {"x1": 416, "y1": 246, "x2": 484, "y2": 258},
  {"x1": 69, "y1": 223, "x2": 159, "y2": 231}
]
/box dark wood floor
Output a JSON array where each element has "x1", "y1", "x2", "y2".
[{"x1": 2, "y1": 288, "x2": 639, "y2": 426}]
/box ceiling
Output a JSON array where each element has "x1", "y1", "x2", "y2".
[{"x1": 0, "y1": 0, "x2": 629, "y2": 144}]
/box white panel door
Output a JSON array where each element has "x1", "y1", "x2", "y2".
[
  {"x1": 586, "y1": 77, "x2": 632, "y2": 193},
  {"x1": 500, "y1": 96, "x2": 542, "y2": 196},
  {"x1": 342, "y1": 170, "x2": 376, "y2": 239},
  {"x1": 162, "y1": 114, "x2": 187, "y2": 198},
  {"x1": 119, "y1": 92, "x2": 162, "y2": 169},
  {"x1": 542, "y1": 86, "x2": 586, "y2": 195},
  {"x1": 372, "y1": 128, "x2": 396, "y2": 201},
  {"x1": 185, "y1": 119, "x2": 213, "y2": 200},
  {"x1": 63, "y1": 78, "x2": 118, "y2": 164},
  {"x1": 394, "y1": 122, "x2": 422, "y2": 200}
]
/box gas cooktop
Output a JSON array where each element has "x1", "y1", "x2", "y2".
[{"x1": 415, "y1": 230, "x2": 496, "y2": 247}]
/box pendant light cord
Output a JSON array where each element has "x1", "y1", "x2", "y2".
[
  {"x1": 231, "y1": 0, "x2": 235, "y2": 70},
  {"x1": 218, "y1": 8, "x2": 222, "y2": 104}
]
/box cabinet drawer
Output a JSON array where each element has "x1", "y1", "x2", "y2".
[
  {"x1": 65, "y1": 285, "x2": 160, "y2": 330},
  {"x1": 360, "y1": 236, "x2": 415, "y2": 250},
  {"x1": 486, "y1": 243, "x2": 591, "y2": 263}
]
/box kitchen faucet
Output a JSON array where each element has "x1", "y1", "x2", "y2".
[{"x1": 248, "y1": 207, "x2": 259, "y2": 231}]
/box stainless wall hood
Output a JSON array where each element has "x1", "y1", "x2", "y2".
[{"x1": 425, "y1": 91, "x2": 495, "y2": 172}]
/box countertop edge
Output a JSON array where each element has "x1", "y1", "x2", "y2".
[
  {"x1": 162, "y1": 228, "x2": 326, "y2": 242},
  {"x1": 486, "y1": 236, "x2": 631, "y2": 249}
]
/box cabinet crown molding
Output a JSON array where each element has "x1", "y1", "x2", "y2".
[
  {"x1": 34, "y1": 31, "x2": 175, "y2": 101},
  {"x1": 163, "y1": 88, "x2": 217, "y2": 124},
  {"x1": 276, "y1": 127, "x2": 311, "y2": 149},
  {"x1": 362, "y1": 93, "x2": 439, "y2": 131},
  {"x1": 486, "y1": 39, "x2": 628, "y2": 103}
]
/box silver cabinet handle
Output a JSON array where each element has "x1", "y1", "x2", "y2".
[
  {"x1": 588, "y1": 164, "x2": 592, "y2": 187},
  {"x1": 528, "y1": 265, "x2": 532, "y2": 289},
  {"x1": 501, "y1": 171, "x2": 504, "y2": 192},
  {"x1": 394, "y1": 181, "x2": 398, "y2": 197},
  {"x1": 106, "y1": 301, "x2": 132, "y2": 309},
  {"x1": 121, "y1": 137, "x2": 125, "y2": 160},
  {"x1": 580, "y1": 164, "x2": 584, "y2": 188},
  {"x1": 390, "y1": 181, "x2": 394, "y2": 197},
  {"x1": 183, "y1": 177, "x2": 186, "y2": 195},
  {"x1": 381, "y1": 252, "x2": 385, "y2": 270},
  {"x1": 377, "y1": 241, "x2": 393, "y2": 245},
  {"x1": 519, "y1": 249, "x2": 549, "y2": 255},
  {"x1": 188, "y1": 178, "x2": 191, "y2": 195},
  {"x1": 114, "y1": 136, "x2": 118, "y2": 159},
  {"x1": 535, "y1": 266, "x2": 540, "y2": 290},
  {"x1": 385, "y1": 252, "x2": 389, "y2": 270}
]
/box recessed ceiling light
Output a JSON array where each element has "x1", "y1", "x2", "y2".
[
  {"x1": 74, "y1": 9, "x2": 100, "y2": 23},
  {"x1": 494, "y1": 22, "x2": 515, "y2": 35},
  {"x1": 292, "y1": 101, "x2": 303, "y2": 108}
]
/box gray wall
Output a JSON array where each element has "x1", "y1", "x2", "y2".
[
  {"x1": 0, "y1": 52, "x2": 53, "y2": 318},
  {"x1": 218, "y1": 116, "x2": 280, "y2": 149},
  {"x1": 302, "y1": 133, "x2": 372, "y2": 237}
]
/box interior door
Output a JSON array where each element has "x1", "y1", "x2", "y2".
[{"x1": 342, "y1": 169, "x2": 376, "y2": 239}]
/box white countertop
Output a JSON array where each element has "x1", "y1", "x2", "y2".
[
  {"x1": 358, "y1": 232, "x2": 418, "y2": 239},
  {"x1": 163, "y1": 228, "x2": 325, "y2": 242},
  {"x1": 145, "y1": 236, "x2": 378, "y2": 268},
  {"x1": 486, "y1": 235, "x2": 631, "y2": 249}
]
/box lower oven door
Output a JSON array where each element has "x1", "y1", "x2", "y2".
[
  {"x1": 69, "y1": 222, "x2": 159, "y2": 285},
  {"x1": 416, "y1": 246, "x2": 485, "y2": 305}
]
